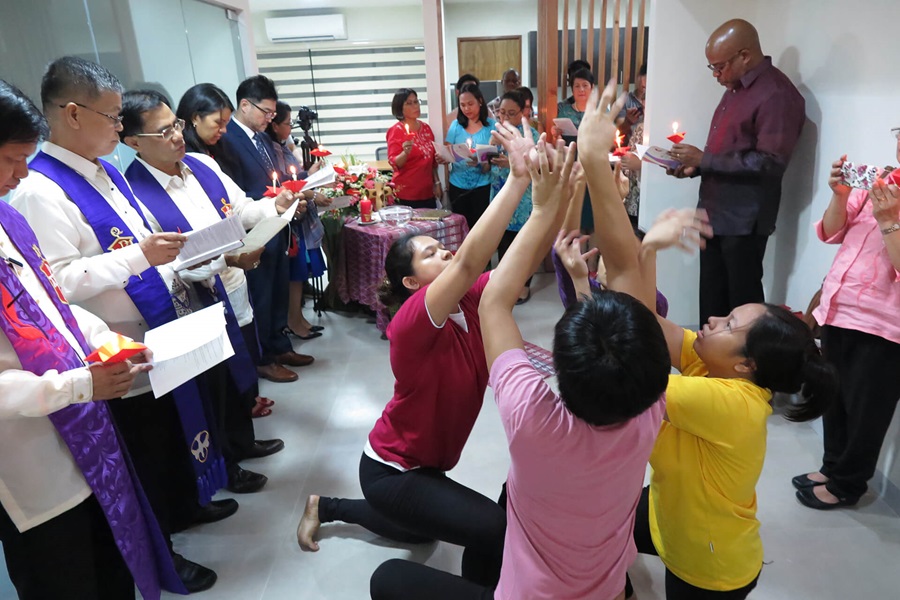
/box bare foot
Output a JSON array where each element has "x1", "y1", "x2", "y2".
[
  {"x1": 297, "y1": 495, "x2": 321, "y2": 551},
  {"x1": 812, "y1": 485, "x2": 841, "y2": 504},
  {"x1": 807, "y1": 471, "x2": 829, "y2": 484}
]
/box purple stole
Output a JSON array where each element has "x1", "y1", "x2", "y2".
[
  {"x1": 124, "y1": 155, "x2": 256, "y2": 393},
  {"x1": 27, "y1": 151, "x2": 226, "y2": 505},
  {"x1": 0, "y1": 201, "x2": 184, "y2": 598}
]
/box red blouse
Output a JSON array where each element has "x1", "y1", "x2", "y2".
[{"x1": 387, "y1": 120, "x2": 436, "y2": 202}]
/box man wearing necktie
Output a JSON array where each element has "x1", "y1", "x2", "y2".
[{"x1": 219, "y1": 76, "x2": 313, "y2": 382}]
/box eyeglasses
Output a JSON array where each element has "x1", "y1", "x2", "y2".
[
  {"x1": 496, "y1": 109, "x2": 521, "y2": 119},
  {"x1": 707, "y1": 51, "x2": 743, "y2": 74},
  {"x1": 892, "y1": 128, "x2": 900, "y2": 140},
  {"x1": 248, "y1": 100, "x2": 276, "y2": 119},
  {"x1": 135, "y1": 119, "x2": 186, "y2": 141},
  {"x1": 59, "y1": 102, "x2": 124, "y2": 125},
  {"x1": 404, "y1": 99, "x2": 421, "y2": 106}
]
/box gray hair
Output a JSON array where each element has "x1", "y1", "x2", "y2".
[{"x1": 41, "y1": 56, "x2": 123, "y2": 110}]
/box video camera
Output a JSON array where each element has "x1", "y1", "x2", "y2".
[{"x1": 292, "y1": 106, "x2": 318, "y2": 134}]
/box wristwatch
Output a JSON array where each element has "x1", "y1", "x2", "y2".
[{"x1": 882, "y1": 223, "x2": 900, "y2": 236}]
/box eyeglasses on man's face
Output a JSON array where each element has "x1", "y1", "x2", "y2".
[
  {"x1": 135, "y1": 119, "x2": 186, "y2": 141},
  {"x1": 248, "y1": 100, "x2": 277, "y2": 119},
  {"x1": 706, "y1": 50, "x2": 743, "y2": 74},
  {"x1": 59, "y1": 102, "x2": 124, "y2": 125}
]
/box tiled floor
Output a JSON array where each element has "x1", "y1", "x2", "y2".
[{"x1": 2, "y1": 273, "x2": 898, "y2": 599}]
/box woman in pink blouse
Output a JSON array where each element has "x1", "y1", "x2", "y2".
[
  {"x1": 387, "y1": 88, "x2": 441, "y2": 208},
  {"x1": 793, "y1": 148, "x2": 900, "y2": 510}
]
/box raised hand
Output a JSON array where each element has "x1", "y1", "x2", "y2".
[
  {"x1": 577, "y1": 78, "x2": 627, "y2": 167},
  {"x1": 491, "y1": 120, "x2": 537, "y2": 179},
  {"x1": 139, "y1": 232, "x2": 187, "y2": 267},
  {"x1": 828, "y1": 155, "x2": 851, "y2": 197},
  {"x1": 642, "y1": 208, "x2": 713, "y2": 254},
  {"x1": 526, "y1": 138, "x2": 577, "y2": 211},
  {"x1": 554, "y1": 229, "x2": 598, "y2": 280}
]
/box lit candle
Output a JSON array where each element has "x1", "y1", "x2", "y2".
[
  {"x1": 272, "y1": 171, "x2": 278, "y2": 189},
  {"x1": 612, "y1": 129, "x2": 630, "y2": 157},
  {"x1": 667, "y1": 121, "x2": 686, "y2": 144},
  {"x1": 615, "y1": 129, "x2": 623, "y2": 150},
  {"x1": 290, "y1": 165, "x2": 297, "y2": 181},
  {"x1": 404, "y1": 123, "x2": 411, "y2": 137},
  {"x1": 467, "y1": 138, "x2": 475, "y2": 154}
]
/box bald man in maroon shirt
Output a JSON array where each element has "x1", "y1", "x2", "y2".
[{"x1": 667, "y1": 19, "x2": 805, "y2": 325}]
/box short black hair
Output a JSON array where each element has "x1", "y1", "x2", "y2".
[
  {"x1": 639, "y1": 63, "x2": 647, "y2": 77},
  {"x1": 176, "y1": 83, "x2": 234, "y2": 155},
  {"x1": 378, "y1": 233, "x2": 419, "y2": 307},
  {"x1": 500, "y1": 90, "x2": 525, "y2": 110},
  {"x1": 119, "y1": 89, "x2": 171, "y2": 140},
  {"x1": 0, "y1": 80, "x2": 48, "y2": 146},
  {"x1": 265, "y1": 100, "x2": 293, "y2": 143},
  {"x1": 236, "y1": 75, "x2": 277, "y2": 104},
  {"x1": 456, "y1": 73, "x2": 479, "y2": 90},
  {"x1": 567, "y1": 60, "x2": 592, "y2": 78},
  {"x1": 391, "y1": 88, "x2": 416, "y2": 120},
  {"x1": 553, "y1": 290, "x2": 669, "y2": 426},
  {"x1": 40, "y1": 56, "x2": 123, "y2": 112},
  {"x1": 456, "y1": 83, "x2": 489, "y2": 128},
  {"x1": 515, "y1": 86, "x2": 534, "y2": 106},
  {"x1": 571, "y1": 68, "x2": 596, "y2": 87}
]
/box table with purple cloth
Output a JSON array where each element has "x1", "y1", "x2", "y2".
[{"x1": 336, "y1": 209, "x2": 469, "y2": 332}]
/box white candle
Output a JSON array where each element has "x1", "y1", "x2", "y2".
[
  {"x1": 289, "y1": 165, "x2": 297, "y2": 181},
  {"x1": 272, "y1": 171, "x2": 278, "y2": 189},
  {"x1": 672, "y1": 121, "x2": 679, "y2": 134}
]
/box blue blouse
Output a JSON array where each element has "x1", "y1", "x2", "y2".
[
  {"x1": 446, "y1": 118, "x2": 497, "y2": 190},
  {"x1": 489, "y1": 124, "x2": 540, "y2": 232}
]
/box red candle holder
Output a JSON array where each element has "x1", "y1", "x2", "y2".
[
  {"x1": 667, "y1": 132, "x2": 686, "y2": 144},
  {"x1": 310, "y1": 148, "x2": 331, "y2": 158},
  {"x1": 612, "y1": 146, "x2": 631, "y2": 157}
]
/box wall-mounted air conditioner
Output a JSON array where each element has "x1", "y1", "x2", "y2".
[{"x1": 265, "y1": 14, "x2": 348, "y2": 43}]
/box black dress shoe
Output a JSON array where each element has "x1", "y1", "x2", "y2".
[
  {"x1": 310, "y1": 325, "x2": 325, "y2": 333},
  {"x1": 193, "y1": 499, "x2": 239, "y2": 525},
  {"x1": 792, "y1": 473, "x2": 826, "y2": 490},
  {"x1": 172, "y1": 553, "x2": 217, "y2": 593},
  {"x1": 244, "y1": 438, "x2": 285, "y2": 459},
  {"x1": 796, "y1": 486, "x2": 858, "y2": 510},
  {"x1": 226, "y1": 465, "x2": 268, "y2": 494}
]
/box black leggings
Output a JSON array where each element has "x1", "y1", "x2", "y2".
[
  {"x1": 448, "y1": 183, "x2": 491, "y2": 231},
  {"x1": 319, "y1": 454, "x2": 505, "y2": 586},
  {"x1": 632, "y1": 487, "x2": 760, "y2": 600},
  {"x1": 370, "y1": 558, "x2": 494, "y2": 600}
]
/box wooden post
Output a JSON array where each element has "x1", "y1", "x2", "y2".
[
  {"x1": 538, "y1": 0, "x2": 560, "y2": 135},
  {"x1": 574, "y1": 0, "x2": 583, "y2": 61},
  {"x1": 635, "y1": 0, "x2": 646, "y2": 77},
  {"x1": 599, "y1": 0, "x2": 608, "y2": 85},
  {"x1": 562, "y1": 0, "x2": 569, "y2": 92},
  {"x1": 623, "y1": 0, "x2": 633, "y2": 91},
  {"x1": 611, "y1": 0, "x2": 621, "y2": 92},
  {"x1": 587, "y1": 0, "x2": 595, "y2": 76}
]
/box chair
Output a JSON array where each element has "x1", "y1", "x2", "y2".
[{"x1": 375, "y1": 146, "x2": 389, "y2": 161}]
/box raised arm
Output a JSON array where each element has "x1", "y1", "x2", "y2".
[
  {"x1": 481, "y1": 139, "x2": 576, "y2": 369},
  {"x1": 424, "y1": 122, "x2": 534, "y2": 325}
]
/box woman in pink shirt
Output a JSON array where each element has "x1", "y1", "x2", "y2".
[
  {"x1": 793, "y1": 150, "x2": 900, "y2": 509},
  {"x1": 296, "y1": 123, "x2": 539, "y2": 587}
]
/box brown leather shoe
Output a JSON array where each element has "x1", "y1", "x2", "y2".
[
  {"x1": 257, "y1": 364, "x2": 298, "y2": 383},
  {"x1": 276, "y1": 351, "x2": 314, "y2": 367}
]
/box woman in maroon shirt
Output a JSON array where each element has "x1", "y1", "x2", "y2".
[{"x1": 387, "y1": 88, "x2": 441, "y2": 208}]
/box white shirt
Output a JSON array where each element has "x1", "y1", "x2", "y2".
[
  {"x1": 0, "y1": 223, "x2": 119, "y2": 532},
  {"x1": 10, "y1": 142, "x2": 185, "y2": 396},
  {"x1": 135, "y1": 154, "x2": 279, "y2": 326}
]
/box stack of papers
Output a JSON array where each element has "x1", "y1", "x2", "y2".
[{"x1": 637, "y1": 144, "x2": 681, "y2": 170}]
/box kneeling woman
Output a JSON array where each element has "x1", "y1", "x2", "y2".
[{"x1": 297, "y1": 123, "x2": 538, "y2": 586}]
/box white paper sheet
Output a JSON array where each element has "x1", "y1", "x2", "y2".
[
  {"x1": 173, "y1": 216, "x2": 246, "y2": 271},
  {"x1": 553, "y1": 118, "x2": 579, "y2": 137},
  {"x1": 317, "y1": 195, "x2": 354, "y2": 214},
  {"x1": 474, "y1": 144, "x2": 500, "y2": 164},
  {"x1": 302, "y1": 166, "x2": 337, "y2": 190},
  {"x1": 642, "y1": 145, "x2": 681, "y2": 170},
  {"x1": 237, "y1": 198, "x2": 298, "y2": 253},
  {"x1": 145, "y1": 302, "x2": 234, "y2": 397}
]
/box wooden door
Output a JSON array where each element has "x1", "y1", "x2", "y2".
[{"x1": 457, "y1": 36, "x2": 522, "y2": 81}]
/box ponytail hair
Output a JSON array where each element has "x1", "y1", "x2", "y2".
[
  {"x1": 377, "y1": 233, "x2": 419, "y2": 308},
  {"x1": 744, "y1": 304, "x2": 838, "y2": 422}
]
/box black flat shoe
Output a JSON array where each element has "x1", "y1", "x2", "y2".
[
  {"x1": 310, "y1": 325, "x2": 325, "y2": 332},
  {"x1": 796, "y1": 486, "x2": 858, "y2": 510},
  {"x1": 244, "y1": 438, "x2": 285, "y2": 459},
  {"x1": 792, "y1": 473, "x2": 827, "y2": 490},
  {"x1": 193, "y1": 499, "x2": 239, "y2": 525},
  {"x1": 226, "y1": 465, "x2": 268, "y2": 494},
  {"x1": 172, "y1": 553, "x2": 217, "y2": 593},
  {"x1": 515, "y1": 289, "x2": 532, "y2": 305},
  {"x1": 282, "y1": 327, "x2": 323, "y2": 340}
]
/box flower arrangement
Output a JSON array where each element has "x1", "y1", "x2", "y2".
[{"x1": 319, "y1": 152, "x2": 396, "y2": 221}]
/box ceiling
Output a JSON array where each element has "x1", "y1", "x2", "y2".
[{"x1": 248, "y1": 0, "x2": 533, "y2": 11}]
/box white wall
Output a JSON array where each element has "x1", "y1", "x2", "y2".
[{"x1": 644, "y1": 0, "x2": 900, "y2": 498}]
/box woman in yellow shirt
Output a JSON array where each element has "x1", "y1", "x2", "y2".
[{"x1": 573, "y1": 79, "x2": 839, "y2": 599}]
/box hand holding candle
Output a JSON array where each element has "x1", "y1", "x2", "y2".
[
  {"x1": 612, "y1": 129, "x2": 630, "y2": 157},
  {"x1": 85, "y1": 333, "x2": 148, "y2": 364},
  {"x1": 667, "y1": 121, "x2": 686, "y2": 144}
]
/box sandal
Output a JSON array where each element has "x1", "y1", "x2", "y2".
[
  {"x1": 251, "y1": 404, "x2": 272, "y2": 418},
  {"x1": 256, "y1": 396, "x2": 275, "y2": 408}
]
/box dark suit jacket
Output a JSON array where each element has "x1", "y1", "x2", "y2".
[{"x1": 220, "y1": 119, "x2": 286, "y2": 199}]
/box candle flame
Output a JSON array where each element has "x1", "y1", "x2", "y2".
[
  {"x1": 271, "y1": 171, "x2": 277, "y2": 179},
  {"x1": 615, "y1": 129, "x2": 623, "y2": 149},
  {"x1": 672, "y1": 121, "x2": 679, "y2": 134},
  {"x1": 405, "y1": 123, "x2": 410, "y2": 135}
]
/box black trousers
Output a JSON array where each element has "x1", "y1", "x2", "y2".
[
  {"x1": 699, "y1": 234, "x2": 769, "y2": 325},
  {"x1": 449, "y1": 184, "x2": 491, "y2": 231},
  {"x1": 396, "y1": 197, "x2": 438, "y2": 209},
  {"x1": 370, "y1": 559, "x2": 494, "y2": 600},
  {"x1": 245, "y1": 232, "x2": 292, "y2": 363},
  {"x1": 201, "y1": 362, "x2": 256, "y2": 464},
  {"x1": 496, "y1": 229, "x2": 534, "y2": 287},
  {"x1": 319, "y1": 454, "x2": 505, "y2": 587},
  {"x1": 0, "y1": 496, "x2": 134, "y2": 600},
  {"x1": 632, "y1": 487, "x2": 760, "y2": 599},
  {"x1": 820, "y1": 325, "x2": 900, "y2": 500},
  {"x1": 107, "y1": 391, "x2": 197, "y2": 546}
]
